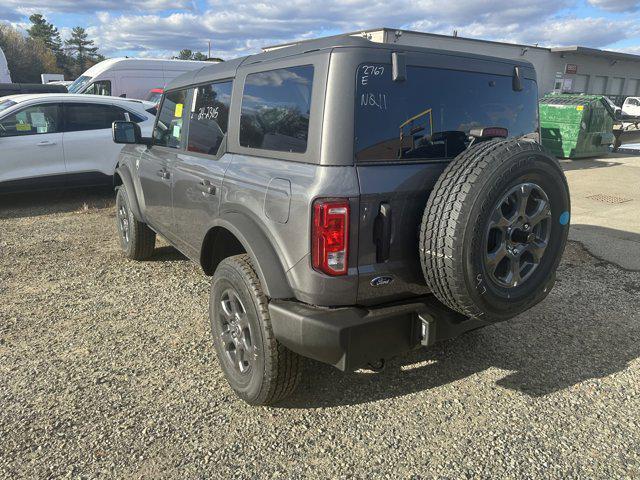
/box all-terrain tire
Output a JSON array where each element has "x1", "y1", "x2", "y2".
[
  {"x1": 210, "y1": 254, "x2": 303, "y2": 405},
  {"x1": 419, "y1": 139, "x2": 570, "y2": 322},
  {"x1": 115, "y1": 186, "x2": 156, "y2": 260}
]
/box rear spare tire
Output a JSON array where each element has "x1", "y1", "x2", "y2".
[{"x1": 419, "y1": 139, "x2": 570, "y2": 322}]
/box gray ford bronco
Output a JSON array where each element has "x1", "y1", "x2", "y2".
[{"x1": 111, "y1": 34, "x2": 570, "y2": 405}]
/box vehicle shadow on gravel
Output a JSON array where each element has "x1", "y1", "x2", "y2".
[
  {"x1": 281, "y1": 281, "x2": 640, "y2": 408},
  {"x1": 559, "y1": 157, "x2": 625, "y2": 172},
  {"x1": 148, "y1": 245, "x2": 188, "y2": 262},
  {"x1": 0, "y1": 187, "x2": 114, "y2": 219}
]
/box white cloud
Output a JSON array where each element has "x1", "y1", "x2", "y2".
[
  {"x1": 87, "y1": 0, "x2": 637, "y2": 58},
  {"x1": 455, "y1": 16, "x2": 639, "y2": 48},
  {"x1": 522, "y1": 17, "x2": 639, "y2": 47},
  {"x1": 2, "y1": 0, "x2": 640, "y2": 59},
  {"x1": 587, "y1": 0, "x2": 640, "y2": 12},
  {"x1": 4, "y1": 0, "x2": 192, "y2": 15}
]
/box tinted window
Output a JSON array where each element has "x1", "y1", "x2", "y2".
[
  {"x1": 0, "y1": 104, "x2": 60, "y2": 137},
  {"x1": 187, "y1": 81, "x2": 232, "y2": 156},
  {"x1": 85, "y1": 80, "x2": 112, "y2": 96},
  {"x1": 65, "y1": 103, "x2": 126, "y2": 132},
  {"x1": 355, "y1": 64, "x2": 539, "y2": 162},
  {"x1": 154, "y1": 90, "x2": 187, "y2": 148},
  {"x1": 240, "y1": 65, "x2": 313, "y2": 153}
]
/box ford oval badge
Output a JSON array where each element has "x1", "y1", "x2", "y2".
[{"x1": 370, "y1": 276, "x2": 394, "y2": 287}]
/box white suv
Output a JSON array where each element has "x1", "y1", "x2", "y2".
[{"x1": 0, "y1": 94, "x2": 155, "y2": 192}]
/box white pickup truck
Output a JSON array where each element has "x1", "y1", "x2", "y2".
[{"x1": 622, "y1": 97, "x2": 640, "y2": 117}]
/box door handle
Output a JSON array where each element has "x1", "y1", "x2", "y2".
[
  {"x1": 36, "y1": 141, "x2": 56, "y2": 146},
  {"x1": 200, "y1": 179, "x2": 216, "y2": 196},
  {"x1": 157, "y1": 169, "x2": 170, "y2": 180}
]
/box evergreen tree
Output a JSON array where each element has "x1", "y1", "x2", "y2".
[
  {"x1": 65, "y1": 27, "x2": 99, "y2": 75},
  {"x1": 27, "y1": 14, "x2": 62, "y2": 54},
  {"x1": 173, "y1": 49, "x2": 210, "y2": 61},
  {"x1": 174, "y1": 49, "x2": 194, "y2": 60}
]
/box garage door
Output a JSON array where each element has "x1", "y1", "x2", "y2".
[
  {"x1": 625, "y1": 79, "x2": 639, "y2": 96},
  {"x1": 590, "y1": 76, "x2": 607, "y2": 94},
  {"x1": 609, "y1": 77, "x2": 624, "y2": 95},
  {"x1": 572, "y1": 74, "x2": 589, "y2": 93}
]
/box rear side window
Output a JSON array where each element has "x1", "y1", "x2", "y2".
[
  {"x1": 154, "y1": 90, "x2": 187, "y2": 148},
  {"x1": 187, "y1": 81, "x2": 233, "y2": 156},
  {"x1": 240, "y1": 65, "x2": 313, "y2": 153},
  {"x1": 355, "y1": 64, "x2": 538, "y2": 162},
  {"x1": 65, "y1": 103, "x2": 126, "y2": 132}
]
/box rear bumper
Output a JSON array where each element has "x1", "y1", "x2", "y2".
[{"x1": 268, "y1": 295, "x2": 489, "y2": 371}]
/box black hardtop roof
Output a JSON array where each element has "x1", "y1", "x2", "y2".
[{"x1": 166, "y1": 33, "x2": 535, "y2": 92}]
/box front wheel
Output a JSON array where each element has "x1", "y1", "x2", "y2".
[
  {"x1": 115, "y1": 186, "x2": 156, "y2": 260},
  {"x1": 210, "y1": 255, "x2": 303, "y2": 405}
]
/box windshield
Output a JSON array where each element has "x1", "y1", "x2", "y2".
[
  {"x1": 0, "y1": 99, "x2": 16, "y2": 114},
  {"x1": 67, "y1": 75, "x2": 92, "y2": 93},
  {"x1": 355, "y1": 64, "x2": 539, "y2": 162},
  {"x1": 145, "y1": 91, "x2": 163, "y2": 105}
]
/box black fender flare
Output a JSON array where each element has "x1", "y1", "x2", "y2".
[
  {"x1": 202, "y1": 212, "x2": 294, "y2": 299},
  {"x1": 114, "y1": 166, "x2": 144, "y2": 222}
]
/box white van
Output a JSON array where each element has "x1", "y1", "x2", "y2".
[
  {"x1": 66, "y1": 58, "x2": 216, "y2": 100},
  {"x1": 0, "y1": 47, "x2": 11, "y2": 83}
]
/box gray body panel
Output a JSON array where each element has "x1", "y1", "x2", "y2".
[{"x1": 118, "y1": 36, "x2": 538, "y2": 309}]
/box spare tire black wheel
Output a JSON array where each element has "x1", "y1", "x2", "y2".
[{"x1": 419, "y1": 139, "x2": 570, "y2": 322}]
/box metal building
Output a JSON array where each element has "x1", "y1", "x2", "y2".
[{"x1": 266, "y1": 28, "x2": 640, "y2": 101}]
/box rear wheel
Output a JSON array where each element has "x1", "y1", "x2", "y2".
[
  {"x1": 210, "y1": 255, "x2": 302, "y2": 405},
  {"x1": 420, "y1": 139, "x2": 570, "y2": 322}
]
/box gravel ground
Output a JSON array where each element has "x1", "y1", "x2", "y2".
[{"x1": 1, "y1": 188, "x2": 639, "y2": 479}]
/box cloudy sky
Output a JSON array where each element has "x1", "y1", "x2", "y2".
[{"x1": 2, "y1": 0, "x2": 640, "y2": 59}]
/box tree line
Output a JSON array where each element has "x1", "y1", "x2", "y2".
[{"x1": 0, "y1": 14, "x2": 103, "y2": 83}]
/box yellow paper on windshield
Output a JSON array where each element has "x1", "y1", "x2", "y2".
[
  {"x1": 16, "y1": 123, "x2": 31, "y2": 131},
  {"x1": 174, "y1": 103, "x2": 183, "y2": 117}
]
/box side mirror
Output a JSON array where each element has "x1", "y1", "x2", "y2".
[{"x1": 112, "y1": 121, "x2": 152, "y2": 146}]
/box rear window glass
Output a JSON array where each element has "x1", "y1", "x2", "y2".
[
  {"x1": 187, "y1": 81, "x2": 232, "y2": 156},
  {"x1": 355, "y1": 64, "x2": 538, "y2": 162},
  {"x1": 240, "y1": 65, "x2": 313, "y2": 153}
]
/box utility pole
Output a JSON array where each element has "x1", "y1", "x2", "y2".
[{"x1": 208, "y1": 40, "x2": 211, "y2": 59}]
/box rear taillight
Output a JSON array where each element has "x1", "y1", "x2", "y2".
[{"x1": 312, "y1": 198, "x2": 350, "y2": 276}]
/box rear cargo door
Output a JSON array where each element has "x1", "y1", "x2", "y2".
[{"x1": 353, "y1": 56, "x2": 539, "y2": 306}]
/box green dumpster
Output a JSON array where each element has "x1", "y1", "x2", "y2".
[{"x1": 539, "y1": 94, "x2": 615, "y2": 159}]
